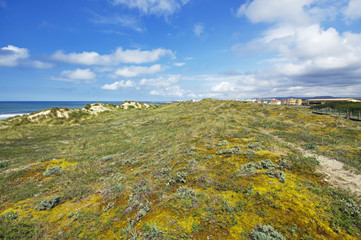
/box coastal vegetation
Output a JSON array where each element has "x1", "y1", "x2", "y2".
[{"x1": 0, "y1": 99, "x2": 360, "y2": 239}]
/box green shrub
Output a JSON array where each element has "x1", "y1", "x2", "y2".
[
  {"x1": 174, "y1": 172, "x2": 187, "y2": 183},
  {"x1": 43, "y1": 166, "x2": 65, "y2": 176},
  {"x1": 305, "y1": 141, "x2": 317, "y2": 150},
  {"x1": 143, "y1": 223, "x2": 162, "y2": 239},
  {"x1": 245, "y1": 149, "x2": 256, "y2": 158},
  {"x1": 0, "y1": 161, "x2": 9, "y2": 168},
  {"x1": 239, "y1": 162, "x2": 257, "y2": 174},
  {"x1": 50, "y1": 107, "x2": 60, "y2": 115},
  {"x1": 112, "y1": 183, "x2": 123, "y2": 193},
  {"x1": 35, "y1": 196, "x2": 61, "y2": 210},
  {"x1": 221, "y1": 197, "x2": 234, "y2": 213},
  {"x1": 247, "y1": 142, "x2": 261, "y2": 151},
  {"x1": 152, "y1": 168, "x2": 171, "y2": 179},
  {"x1": 3, "y1": 211, "x2": 18, "y2": 220},
  {"x1": 251, "y1": 224, "x2": 286, "y2": 240},
  {"x1": 103, "y1": 202, "x2": 115, "y2": 212},
  {"x1": 216, "y1": 147, "x2": 242, "y2": 155},
  {"x1": 189, "y1": 145, "x2": 197, "y2": 151},
  {"x1": 264, "y1": 171, "x2": 286, "y2": 183},
  {"x1": 177, "y1": 186, "x2": 196, "y2": 199},
  {"x1": 218, "y1": 140, "x2": 229, "y2": 146},
  {"x1": 258, "y1": 159, "x2": 276, "y2": 170}
]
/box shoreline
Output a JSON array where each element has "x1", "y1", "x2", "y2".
[{"x1": 0, "y1": 113, "x2": 28, "y2": 120}]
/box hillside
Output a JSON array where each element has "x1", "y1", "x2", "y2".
[{"x1": 0, "y1": 99, "x2": 360, "y2": 239}]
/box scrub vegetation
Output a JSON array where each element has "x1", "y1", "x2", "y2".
[{"x1": 0, "y1": 99, "x2": 360, "y2": 239}]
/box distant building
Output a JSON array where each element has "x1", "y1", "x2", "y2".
[
  {"x1": 270, "y1": 99, "x2": 281, "y2": 105},
  {"x1": 305, "y1": 98, "x2": 361, "y2": 105},
  {"x1": 281, "y1": 98, "x2": 303, "y2": 106}
]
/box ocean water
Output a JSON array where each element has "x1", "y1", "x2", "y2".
[{"x1": 0, "y1": 101, "x2": 162, "y2": 120}]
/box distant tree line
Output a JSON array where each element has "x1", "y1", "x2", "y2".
[
  {"x1": 311, "y1": 102, "x2": 361, "y2": 112},
  {"x1": 311, "y1": 102, "x2": 361, "y2": 120}
]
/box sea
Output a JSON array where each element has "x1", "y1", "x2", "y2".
[{"x1": 0, "y1": 101, "x2": 165, "y2": 120}]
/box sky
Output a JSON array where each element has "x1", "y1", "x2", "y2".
[{"x1": 1, "y1": 0, "x2": 361, "y2": 101}]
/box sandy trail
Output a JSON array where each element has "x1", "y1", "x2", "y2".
[{"x1": 261, "y1": 129, "x2": 361, "y2": 195}]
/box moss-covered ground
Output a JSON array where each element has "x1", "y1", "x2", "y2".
[{"x1": 0, "y1": 99, "x2": 360, "y2": 239}]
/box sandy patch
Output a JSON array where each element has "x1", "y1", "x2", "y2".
[
  {"x1": 261, "y1": 129, "x2": 361, "y2": 195},
  {"x1": 119, "y1": 101, "x2": 150, "y2": 110},
  {"x1": 83, "y1": 104, "x2": 111, "y2": 114},
  {"x1": 28, "y1": 110, "x2": 51, "y2": 121}
]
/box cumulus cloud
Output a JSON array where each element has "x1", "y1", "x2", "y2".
[
  {"x1": 193, "y1": 23, "x2": 205, "y2": 37},
  {"x1": 112, "y1": 0, "x2": 190, "y2": 16},
  {"x1": 28, "y1": 60, "x2": 54, "y2": 69},
  {"x1": 56, "y1": 68, "x2": 96, "y2": 83},
  {"x1": 51, "y1": 47, "x2": 174, "y2": 66},
  {"x1": 0, "y1": 45, "x2": 29, "y2": 67},
  {"x1": 234, "y1": 0, "x2": 361, "y2": 97},
  {"x1": 139, "y1": 75, "x2": 184, "y2": 97},
  {"x1": 237, "y1": 0, "x2": 314, "y2": 25},
  {"x1": 150, "y1": 85, "x2": 184, "y2": 97},
  {"x1": 140, "y1": 75, "x2": 180, "y2": 87},
  {"x1": 114, "y1": 64, "x2": 163, "y2": 77},
  {"x1": 101, "y1": 80, "x2": 136, "y2": 90},
  {"x1": 344, "y1": 0, "x2": 361, "y2": 20}
]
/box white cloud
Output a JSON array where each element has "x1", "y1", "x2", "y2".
[
  {"x1": 260, "y1": 24, "x2": 361, "y2": 83},
  {"x1": 28, "y1": 60, "x2": 54, "y2": 69},
  {"x1": 237, "y1": 0, "x2": 314, "y2": 26},
  {"x1": 91, "y1": 11, "x2": 143, "y2": 32},
  {"x1": 150, "y1": 85, "x2": 184, "y2": 97},
  {"x1": 344, "y1": 0, "x2": 361, "y2": 20},
  {"x1": 101, "y1": 80, "x2": 136, "y2": 90},
  {"x1": 194, "y1": 23, "x2": 205, "y2": 37},
  {"x1": 112, "y1": 0, "x2": 190, "y2": 16},
  {"x1": 209, "y1": 75, "x2": 258, "y2": 93},
  {"x1": 234, "y1": 0, "x2": 361, "y2": 97},
  {"x1": 0, "y1": 45, "x2": 29, "y2": 67},
  {"x1": 139, "y1": 75, "x2": 184, "y2": 97},
  {"x1": 174, "y1": 62, "x2": 185, "y2": 67},
  {"x1": 60, "y1": 68, "x2": 96, "y2": 81},
  {"x1": 52, "y1": 50, "x2": 99, "y2": 65},
  {"x1": 114, "y1": 64, "x2": 163, "y2": 77},
  {"x1": 0, "y1": 45, "x2": 54, "y2": 69},
  {"x1": 51, "y1": 47, "x2": 174, "y2": 66},
  {"x1": 140, "y1": 75, "x2": 180, "y2": 87}
]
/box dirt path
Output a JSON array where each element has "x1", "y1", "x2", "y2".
[
  {"x1": 1, "y1": 161, "x2": 40, "y2": 175},
  {"x1": 261, "y1": 129, "x2": 361, "y2": 195}
]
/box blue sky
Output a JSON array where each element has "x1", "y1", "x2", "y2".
[{"x1": 1, "y1": 0, "x2": 361, "y2": 101}]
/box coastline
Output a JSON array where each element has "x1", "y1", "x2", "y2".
[
  {"x1": 0, "y1": 113, "x2": 28, "y2": 120},
  {"x1": 0, "y1": 101, "x2": 168, "y2": 120}
]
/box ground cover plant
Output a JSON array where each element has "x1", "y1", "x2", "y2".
[{"x1": 0, "y1": 99, "x2": 360, "y2": 239}]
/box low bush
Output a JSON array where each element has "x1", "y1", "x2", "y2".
[
  {"x1": 251, "y1": 224, "x2": 286, "y2": 240},
  {"x1": 0, "y1": 161, "x2": 9, "y2": 168},
  {"x1": 177, "y1": 186, "x2": 196, "y2": 199},
  {"x1": 35, "y1": 196, "x2": 61, "y2": 210},
  {"x1": 43, "y1": 166, "x2": 65, "y2": 176},
  {"x1": 264, "y1": 170, "x2": 286, "y2": 183},
  {"x1": 218, "y1": 140, "x2": 229, "y2": 146},
  {"x1": 245, "y1": 149, "x2": 256, "y2": 158},
  {"x1": 216, "y1": 147, "x2": 242, "y2": 155}
]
